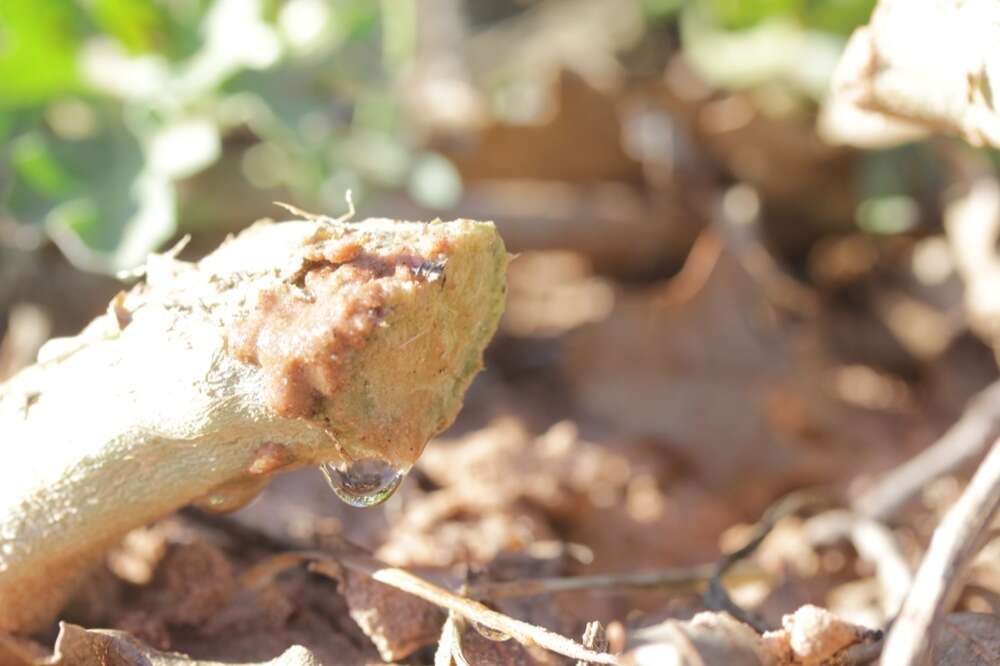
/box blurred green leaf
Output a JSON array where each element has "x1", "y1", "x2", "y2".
[
  {"x1": 682, "y1": 8, "x2": 804, "y2": 89},
  {"x1": 691, "y1": 0, "x2": 875, "y2": 36},
  {"x1": 803, "y1": 0, "x2": 875, "y2": 35},
  {"x1": 380, "y1": 0, "x2": 415, "y2": 73},
  {"x1": 643, "y1": 0, "x2": 685, "y2": 20},
  {"x1": 10, "y1": 133, "x2": 76, "y2": 195},
  {"x1": 5, "y1": 119, "x2": 176, "y2": 271},
  {"x1": 89, "y1": 0, "x2": 168, "y2": 53},
  {"x1": 702, "y1": 0, "x2": 802, "y2": 30},
  {"x1": 0, "y1": 2, "x2": 87, "y2": 107},
  {"x1": 856, "y1": 195, "x2": 919, "y2": 234}
]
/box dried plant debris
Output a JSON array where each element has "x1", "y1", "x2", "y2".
[
  {"x1": 379, "y1": 418, "x2": 735, "y2": 575},
  {"x1": 0, "y1": 623, "x2": 328, "y2": 666},
  {"x1": 929, "y1": 613, "x2": 1000, "y2": 665},
  {"x1": 761, "y1": 605, "x2": 876, "y2": 665},
  {"x1": 339, "y1": 571, "x2": 444, "y2": 661},
  {"x1": 623, "y1": 606, "x2": 875, "y2": 666},
  {"x1": 624, "y1": 611, "x2": 773, "y2": 666}
]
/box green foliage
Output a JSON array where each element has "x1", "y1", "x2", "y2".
[
  {"x1": 702, "y1": 0, "x2": 802, "y2": 30},
  {"x1": 0, "y1": 3, "x2": 87, "y2": 107},
  {"x1": 690, "y1": 0, "x2": 875, "y2": 33},
  {"x1": 678, "y1": 0, "x2": 876, "y2": 102},
  {"x1": 803, "y1": 0, "x2": 878, "y2": 35},
  {"x1": 0, "y1": 0, "x2": 409, "y2": 273},
  {"x1": 89, "y1": 0, "x2": 169, "y2": 53},
  {"x1": 0, "y1": 0, "x2": 883, "y2": 273}
]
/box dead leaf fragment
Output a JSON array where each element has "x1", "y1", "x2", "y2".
[
  {"x1": 340, "y1": 570, "x2": 445, "y2": 660},
  {"x1": 3, "y1": 622, "x2": 324, "y2": 666},
  {"x1": 158, "y1": 543, "x2": 238, "y2": 626},
  {"x1": 762, "y1": 605, "x2": 872, "y2": 665},
  {"x1": 930, "y1": 613, "x2": 1000, "y2": 666},
  {"x1": 623, "y1": 611, "x2": 773, "y2": 666}
]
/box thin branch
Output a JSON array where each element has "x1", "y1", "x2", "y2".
[
  {"x1": 805, "y1": 509, "x2": 912, "y2": 625},
  {"x1": 705, "y1": 491, "x2": 831, "y2": 632},
  {"x1": 853, "y1": 380, "x2": 1000, "y2": 521},
  {"x1": 241, "y1": 540, "x2": 619, "y2": 665},
  {"x1": 309, "y1": 542, "x2": 619, "y2": 664},
  {"x1": 882, "y1": 438, "x2": 1000, "y2": 664},
  {"x1": 466, "y1": 565, "x2": 715, "y2": 599}
]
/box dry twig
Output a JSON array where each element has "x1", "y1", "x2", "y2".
[
  {"x1": 242, "y1": 541, "x2": 619, "y2": 664},
  {"x1": 805, "y1": 509, "x2": 913, "y2": 620},
  {"x1": 853, "y1": 380, "x2": 1000, "y2": 521},
  {"x1": 882, "y1": 438, "x2": 1000, "y2": 664},
  {"x1": 467, "y1": 565, "x2": 715, "y2": 599},
  {"x1": 704, "y1": 491, "x2": 830, "y2": 632}
]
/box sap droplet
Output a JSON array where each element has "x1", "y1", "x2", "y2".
[{"x1": 320, "y1": 458, "x2": 404, "y2": 507}]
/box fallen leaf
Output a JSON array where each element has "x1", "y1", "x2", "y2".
[
  {"x1": 340, "y1": 570, "x2": 444, "y2": 661},
  {"x1": 623, "y1": 611, "x2": 772, "y2": 666},
  {"x1": 761, "y1": 605, "x2": 874, "y2": 665},
  {"x1": 2, "y1": 622, "x2": 324, "y2": 666},
  {"x1": 930, "y1": 613, "x2": 1000, "y2": 666}
]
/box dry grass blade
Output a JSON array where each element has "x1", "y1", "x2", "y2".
[
  {"x1": 434, "y1": 614, "x2": 470, "y2": 666},
  {"x1": 466, "y1": 564, "x2": 716, "y2": 599}
]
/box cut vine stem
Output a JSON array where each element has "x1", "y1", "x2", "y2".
[{"x1": 0, "y1": 217, "x2": 508, "y2": 634}]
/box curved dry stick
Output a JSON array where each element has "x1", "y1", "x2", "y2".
[
  {"x1": 853, "y1": 380, "x2": 1000, "y2": 522},
  {"x1": 881, "y1": 439, "x2": 1000, "y2": 664},
  {"x1": 306, "y1": 544, "x2": 620, "y2": 665},
  {"x1": 240, "y1": 545, "x2": 620, "y2": 664},
  {"x1": 704, "y1": 491, "x2": 830, "y2": 633},
  {"x1": 0, "y1": 218, "x2": 507, "y2": 634}
]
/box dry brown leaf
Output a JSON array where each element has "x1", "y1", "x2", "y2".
[
  {"x1": 623, "y1": 611, "x2": 772, "y2": 666},
  {"x1": 1, "y1": 623, "x2": 324, "y2": 666},
  {"x1": 456, "y1": 623, "x2": 555, "y2": 665},
  {"x1": 157, "y1": 543, "x2": 238, "y2": 626},
  {"x1": 761, "y1": 605, "x2": 873, "y2": 666},
  {"x1": 567, "y1": 235, "x2": 891, "y2": 494},
  {"x1": 623, "y1": 606, "x2": 875, "y2": 666},
  {"x1": 930, "y1": 613, "x2": 1000, "y2": 665},
  {"x1": 340, "y1": 570, "x2": 445, "y2": 661}
]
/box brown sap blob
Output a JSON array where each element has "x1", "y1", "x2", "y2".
[{"x1": 230, "y1": 240, "x2": 444, "y2": 419}]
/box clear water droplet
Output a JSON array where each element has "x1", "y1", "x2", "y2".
[{"x1": 320, "y1": 458, "x2": 404, "y2": 507}]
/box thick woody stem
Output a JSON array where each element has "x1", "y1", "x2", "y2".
[{"x1": 0, "y1": 218, "x2": 507, "y2": 633}]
